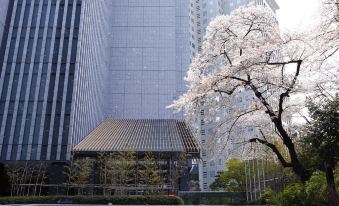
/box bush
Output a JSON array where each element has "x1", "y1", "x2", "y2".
[
  {"x1": 0, "y1": 195, "x2": 184, "y2": 205},
  {"x1": 259, "y1": 188, "x2": 277, "y2": 205},
  {"x1": 280, "y1": 183, "x2": 306, "y2": 206},
  {"x1": 305, "y1": 171, "x2": 328, "y2": 205}
]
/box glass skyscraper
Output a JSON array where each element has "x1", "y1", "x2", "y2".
[{"x1": 0, "y1": 0, "x2": 111, "y2": 161}]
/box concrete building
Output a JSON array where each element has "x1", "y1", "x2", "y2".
[
  {"x1": 188, "y1": 0, "x2": 279, "y2": 191},
  {"x1": 109, "y1": 0, "x2": 190, "y2": 119}
]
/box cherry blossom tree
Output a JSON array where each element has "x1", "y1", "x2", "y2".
[{"x1": 170, "y1": 3, "x2": 339, "y2": 183}]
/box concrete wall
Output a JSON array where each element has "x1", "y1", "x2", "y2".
[{"x1": 109, "y1": 0, "x2": 190, "y2": 119}]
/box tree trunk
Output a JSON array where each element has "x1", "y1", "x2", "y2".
[
  {"x1": 275, "y1": 121, "x2": 311, "y2": 183},
  {"x1": 325, "y1": 162, "x2": 338, "y2": 206}
]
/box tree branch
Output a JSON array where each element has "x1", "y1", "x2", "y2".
[
  {"x1": 249, "y1": 135, "x2": 292, "y2": 168},
  {"x1": 278, "y1": 60, "x2": 302, "y2": 120}
]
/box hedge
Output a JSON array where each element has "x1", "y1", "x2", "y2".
[{"x1": 0, "y1": 195, "x2": 184, "y2": 205}]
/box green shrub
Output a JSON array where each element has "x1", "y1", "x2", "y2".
[
  {"x1": 305, "y1": 171, "x2": 328, "y2": 205},
  {"x1": 280, "y1": 183, "x2": 306, "y2": 206},
  {"x1": 259, "y1": 188, "x2": 277, "y2": 205},
  {"x1": 0, "y1": 195, "x2": 184, "y2": 205}
]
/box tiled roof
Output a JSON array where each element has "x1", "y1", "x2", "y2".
[{"x1": 73, "y1": 119, "x2": 200, "y2": 154}]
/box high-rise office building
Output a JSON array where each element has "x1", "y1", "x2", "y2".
[
  {"x1": 0, "y1": 0, "x2": 191, "y2": 161},
  {"x1": 189, "y1": 0, "x2": 279, "y2": 191},
  {"x1": 0, "y1": 0, "x2": 111, "y2": 161}
]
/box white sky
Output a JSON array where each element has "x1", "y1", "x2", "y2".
[{"x1": 276, "y1": 0, "x2": 320, "y2": 31}]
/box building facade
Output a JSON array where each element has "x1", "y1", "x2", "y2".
[
  {"x1": 109, "y1": 0, "x2": 190, "y2": 119},
  {"x1": 188, "y1": 0, "x2": 279, "y2": 191}
]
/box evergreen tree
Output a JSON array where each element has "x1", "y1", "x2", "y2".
[
  {"x1": 139, "y1": 152, "x2": 161, "y2": 193},
  {"x1": 113, "y1": 150, "x2": 137, "y2": 194}
]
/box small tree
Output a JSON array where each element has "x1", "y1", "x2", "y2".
[
  {"x1": 113, "y1": 150, "x2": 137, "y2": 194},
  {"x1": 139, "y1": 152, "x2": 161, "y2": 194},
  {"x1": 219, "y1": 158, "x2": 246, "y2": 192},
  {"x1": 64, "y1": 157, "x2": 93, "y2": 195},
  {"x1": 173, "y1": 152, "x2": 188, "y2": 189},
  {"x1": 302, "y1": 95, "x2": 339, "y2": 205}
]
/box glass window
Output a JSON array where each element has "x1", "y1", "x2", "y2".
[
  {"x1": 35, "y1": 38, "x2": 43, "y2": 62},
  {"x1": 49, "y1": 3, "x2": 56, "y2": 27},
  {"x1": 14, "y1": 63, "x2": 20, "y2": 74},
  {"x1": 0, "y1": 102, "x2": 4, "y2": 114},
  {"x1": 12, "y1": 28, "x2": 18, "y2": 38},
  {"x1": 40, "y1": 145, "x2": 48, "y2": 160},
  {"x1": 40, "y1": 4, "x2": 48, "y2": 27},
  {"x1": 73, "y1": 28, "x2": 78, "y2": 38},
  {"x1": 13, "y1": 4, "x2": 22, "y2": 27},
  {"x1": 20, "y1": 28, "x2": 26, "y2": 37},
  {"x1": 22, "y1": 2, "x2": 31, "y2": 27},
  {"x1": 32, "y1": 114, "x2": 41, "y2": 144},
  {"x1": 13, "y1": 114, "x2": 23, "y2": 144},
  {"x1": 61, "y1": 114, "x2": 70, "y2": 159},
  {"x1": 23, "y1": 63, "x2": 30, "y2": 73},
  {"x1": 29, "y1": 28, "x2": 35, "y2": 40},
  {"x1": 26, "y1": 40, "x2": 33, "y2": 61},
  {"x1": 60, "y1": 145, "x2": 67, "y2": 160},
  {"x1": 69, "y1": 64, "x2": 75, "y2": 74},
  {"x1": 42, "y1": 63, "x2": 48, "y2": 74},
  {"x1": 2, "y1": 114, "x2": 14, "y2": 156},
  {"x1": 1, "y1": 71, "x2": 10, "y2": 101},
  {"x1": 10, "y1": 74, "x2": 19, "y2": 101},
  {"x1": 44, "y1": 39, "x2": 52, "y2": 62},
  {"x1": 57, "y1": 1, "x2": 65, "y2": 27},
  {"x1": 31, "y1": 3, "x2": 39, "y2": 27},
  {"x1": 50, "y1": 145, "x2": 57, "y2": 160},
  {"x1": 17, "y1": 38, "x2": 25, "y2": 61},
  {"x1": 10, "y1": 144, "x2": 18, "y2": 160},
  {"x1": 52, "y1": 39, "x2": 60, "y2": 63},
  {"x1": 33, "y1": 63, "x2": 39, "y2": 73},
  {"x1": 38, "y1": 27, "x2": 44, "y2": 37},
  {"x1": 8, "y1": 102, "x2": 15, "y2": 114},
  {"x1": 20, "y1": 144, "x2": 28, "y2": 160},
  {"x1": 27, "y1": 101, "x2": 34, "y2": 114},
  {"x1": 7, "y1": 39, "x2": 16, "y2": 63},
  {"x1": 70, "y1": 39, "x2": 77, "y2": 63},
  {"x1": 61, "y1": 40, "x2": 69, "y2": 63},
  {"x1": 17, "y1": 102, "x2": 24, "y2": 114},
  {"x1": 22, "y1": 115, "x2": 32, "y2": 146},
  {"x1": 65, "y1": 2, "x2": 73, "y2": 28},
  {"x1": 74, "y1": 1, "x2": 81, "y2": 28},
  {"x1": 47, "y1": 79, "x2": 55, "y2": 102},
  {"x1": 29, "y1": 74, "x2": 37, "y2": 101},
  {"x1": 30, "y1": 144, "x2": 38, "y2": 160},
  {"x1": 65, "y1": 102, "x2": 71, "y2": 114},
  {"x1": 66, "y1": 74, "x2": 74, "y2": 101},
  {"x1": 42, "y1": 115, "x2": 51, "y2": 149},
  {"x1": 38, "y1": 74, "x2": 47, "y2": 100}
]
